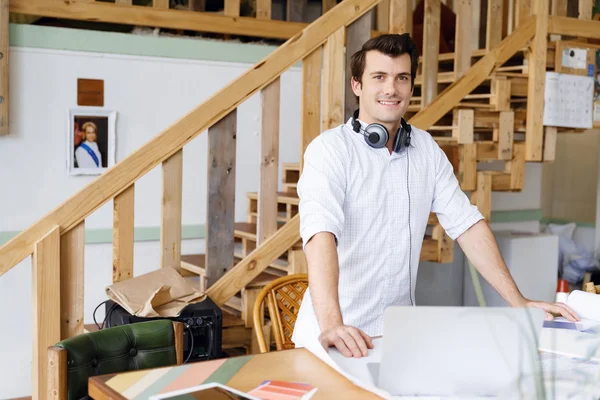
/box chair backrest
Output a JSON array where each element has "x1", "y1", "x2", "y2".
[
  {"x1": 253, "y1": 274, "x2": 308, "y2": 353},
  {"x1": 47, "y1": 320, "x2": 183, "y2": 400}
]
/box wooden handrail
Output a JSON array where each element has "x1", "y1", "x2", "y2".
[
  {"x1": 0, "y1": 0, "x2": 381, "y2": 277},
  {"x1": 548, "y1": 16, "x2": 600, "y2": 39}
]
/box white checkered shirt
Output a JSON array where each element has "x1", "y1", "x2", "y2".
[{"x1": 292, "y1": 118, "x2": 484, "y2": 345}]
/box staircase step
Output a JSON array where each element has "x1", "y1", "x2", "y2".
[
  {"x1": 181, "y1": 254, "x2": 284, "y2": 287},
  {"x1": 246, "y1": 191, "x2": 299, "y2": 205}
]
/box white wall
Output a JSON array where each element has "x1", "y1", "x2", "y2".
[
  {"x1": 0, "y1": 47, "x2": 302, "y2": 233},
  {"x1": 0, "y1": 46, "x2": 301, "y2": 399}
]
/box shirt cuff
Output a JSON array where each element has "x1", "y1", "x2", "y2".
[
  {"x1": 300, "y1": 221, "x2": 342, "y2": 249},
  {"x1": 445, "y1": 209, "x2": 485, "y2": 240}
]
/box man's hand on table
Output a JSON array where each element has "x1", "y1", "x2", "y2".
[
  {"x1": 319, "y1": 325, "x2": 374, "y2": 358},
  {"x1": 522, "y1": 298, "x2": 580, "y2": 322}
]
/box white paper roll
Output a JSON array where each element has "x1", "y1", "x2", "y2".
[{"x1": 567, "y1": 290, "x2": 600, "y2": 322}]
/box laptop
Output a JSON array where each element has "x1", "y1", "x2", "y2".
[{"x1": 368, "y1": 306, "x2": 545, "y2": 397}]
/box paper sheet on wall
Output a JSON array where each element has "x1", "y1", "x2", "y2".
[
  {"x1": 561, "y1": 48, "x2": 587, "y2": 70},
  {"x1": 543, "y1": 72, "x2": 594, "y2": 129}
]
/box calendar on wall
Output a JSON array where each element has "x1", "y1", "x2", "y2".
[{"x1": 543, "y1": 72, "x2": 594, "y2": 129}]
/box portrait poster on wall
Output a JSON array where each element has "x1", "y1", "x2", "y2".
[{"x1": 68, "y1": 108, "x2": 116, "y2": 175}]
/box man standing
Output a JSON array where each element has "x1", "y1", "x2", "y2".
[{"x1": 292, "y1": 33, "x2": 578, "y2": 358}]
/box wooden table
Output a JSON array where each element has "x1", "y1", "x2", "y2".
[{"x1": 89, "y1": 348, "x2": 381, "y2": 399}]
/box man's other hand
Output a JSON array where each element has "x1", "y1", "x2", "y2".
[
  {"x1": 319, "y1": 325, "x2": 374, "y2": 358},
  {"x1": 524, "y1": 299, "x2": 580, "y2": 322}
]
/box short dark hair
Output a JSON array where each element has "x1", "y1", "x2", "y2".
[{"x1": 350, "y1": 33, "x2": 419, "y2": 90}]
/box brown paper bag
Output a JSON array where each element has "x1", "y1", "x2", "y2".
[{"x1": 106, "y1": 267, "x2": 206, "y2": 318}]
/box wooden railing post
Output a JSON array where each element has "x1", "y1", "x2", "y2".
[
  {"x1": 578, "y1": 0, "x2": 593, "y2": 20},
  {"x1": 300, "y1": 48, "x2": 322, "y2": 172},
  {"x1": 377, "y1": 0, "x2": 391, "y2": 32},
  {"x1": 454, "y1": 0, "x2": 473, "y2": 79},
  {"x1": 486, "y1": 0, "x2": 503, "y2": 50},
  {"x1": 258, "y1": 79, "x2": 280, "y2": 245},
  {"x1": 421, "y1": 0, "x2": 441, "y2": 108},
  {"x1": 161, "y1": 151, "x2": 183, "y2": 271},
  {"x1": 113, "y1": 184, "x2": 134, "y2": 282},
  {"x1": 390, "y1": 0, "x2": 412, "y2": 34},
  {"x1": 323, "y1": 27, "x2": 345, "y2": 131},
  {"x1": 0, "y1": 0, "x2": 8, "y2": 136},
  {"x1": 256, "y1": 0, "x2": 272, "y2": 19},
  {"x1": 345, "y1": 10, "x2": 373, "y2": 121},
  {"x1": 525, "y1": 0, "x2": 548, "y2": 161},
  {"x1": 32, "y1": 226, "x2": 61, "y2": 400},
  {"x1": 60, "y1": 221, "x2": 85, "y2": 339},
  {"x1": 206, "y1": 111, "x2": 237, "y2": 287},
  {"x1": 225, "y1": 0, "x2": 241, "y2": 17}
]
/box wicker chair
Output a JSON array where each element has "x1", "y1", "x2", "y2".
[{"x1": 253, "y1": 274, "x2": 308, "y2": 353}]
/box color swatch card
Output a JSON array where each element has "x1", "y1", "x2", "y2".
[{"x1": 247, "y1": 380, "x2": 318, "y2": 400}]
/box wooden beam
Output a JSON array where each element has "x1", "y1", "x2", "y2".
[
  {"x1": 506, "y1": 142, "x2": 525, "y2": 189},
  {"x1": 459, "y1": 143, "x2": 477, "y2": 191},
  {"x1": 390, "y1": 0, "x2": 412, "y2": 34},
  {"x1": 256, "y1": 0, "x2": 271, "y2": 19},
  {"x1": 287, "y1": 0, "x2": 307, "y2": 22},
  {"x1": 408, "y1": 17, "x2": 535, "y2": 130},
  {"x1": 470, "y1": 172, "x2": 492, "y2": 220},
  {"x1": 300, "y1": 47, "x2": 322, "y2": 172},
  {"x1": 514, "y1": 0, "x2": 531, "y2": 27},
  {"x1": 206, "y1": 216, "x2": 300, "y2": 306},
  {"x1": 548, "y1": 17, "x2": 600, "y2": 39},
  {"x1": 491, "y1": 77, "x2": 511, "y2": 111},
  {"x1": 377, "y1": 0, "x2": 390, "y2": 32},
  {"x1": 113, "y1": 184, "x2": 134, "y2": 282},
  {"x1": 154, "y1": 0, "x2": 169, "y2": 8},
  {"x1": 224, "y1": 0, "x2": 241, "y2": 17},
  {"x1": 60, "y1": 221, "x2": 84, "y2": 339},
  {"x1": 0, "y1": 0, "x2": 381, "y2": 276},
  {"x1": 453, "y1": 109, "x2": 474, "y2": 144},
  {"x1": 578, "y1": 0, "x2": 593, "y2": 19},
  {"x1": 345, "y1": 10, "x2": 373, "y2": 121},
  {"x1": 486, "y1": 0, "x2": 503, "y2": 50},
  {"x1": 258, "y1": 79, "x2": 280, "y2": 245},
  {"x1": 161, "y1": 150, "x2": 183, "y2": 272},
  {"x1": 454, "y1": 0, "x2": 473, "y2": 79},
  {"x1": 33, "y1": 227, "x2": 61, "y2": 400},
  {"x1": 543, "y1": 126, "x2": 557, "y2": 161},
  {"x1": 421, "y1": 0, "x2": 441, "y2": 108},
  {"x1": 497, "y1": 110, "x2": 514, "y2": 160},
  {"x1": 206, "y1": 111, "x2": 237, "y2": 288},
  {"x1": 0, "y1": 0, "x2": 8, "y2": 135},
  {"x1": 525, "y1": 0, "x2": 548, "y2": 161},
  {"x1": 47, "y1": 347, "x2": 67, "y2": 400},
  {"x1": 10, "y1": 0, "x2": 307, "y2": 40},
  {"x1": 323, "y1": 27, "x2": 345, "y2": 131}
]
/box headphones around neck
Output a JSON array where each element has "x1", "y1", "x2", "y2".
[{"x1": 351, "y1": 109, "x2": 412, "y2": 154}]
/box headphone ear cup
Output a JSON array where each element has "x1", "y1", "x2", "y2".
[
  {"x1": 392, "y1": 128, "x2": 405, "y2": 153},
  {"x1": 364, "y1": 124, "x2": 389, "y2": 148}
]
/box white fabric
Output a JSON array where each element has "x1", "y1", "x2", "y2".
[
  {"x1": 292, "y1": 118, "x2": 484, "y2": 347},
  {"x1": 75, "y1": 140, "x2": 103, "y2": 168}
]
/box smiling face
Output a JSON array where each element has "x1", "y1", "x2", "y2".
[{"x1": 351, "y1": 50, "x2": 414, "y2": 136}]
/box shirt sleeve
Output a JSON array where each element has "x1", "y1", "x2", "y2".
[
  {"x1": 430, "y1": 141, "x2": 484, "y2": 240},
  {"x1": 297, "y1": 134, "x2": 346, "y2": 248}
]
